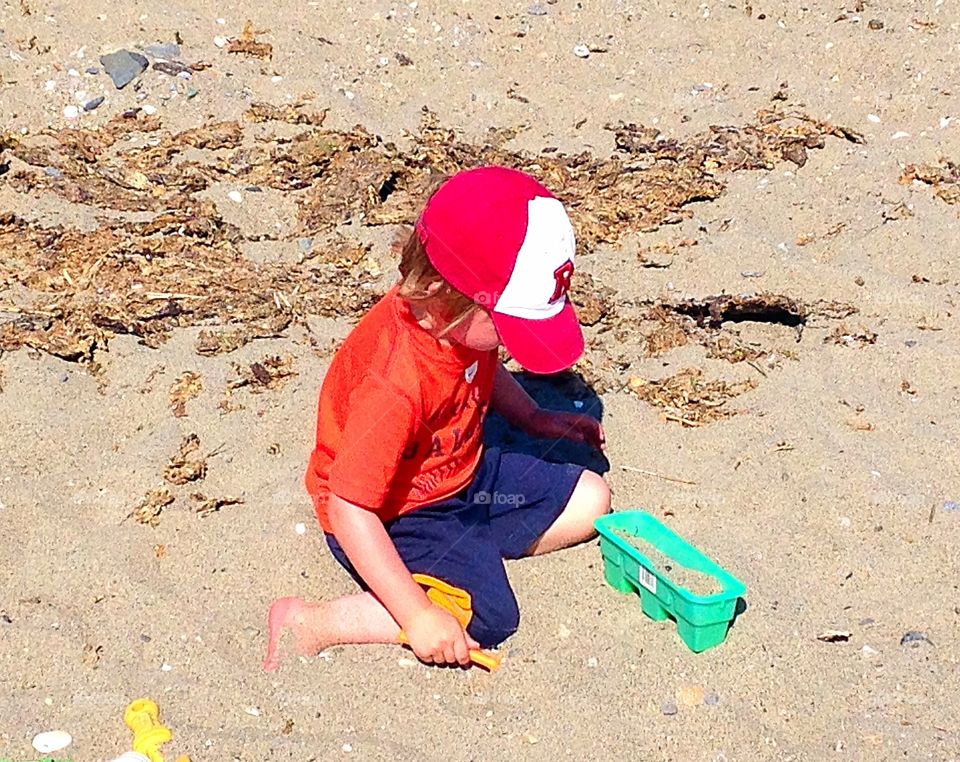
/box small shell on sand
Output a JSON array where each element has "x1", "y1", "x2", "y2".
[{"x1": 33, "y1": 730, "x2": 72, "y2": 753}]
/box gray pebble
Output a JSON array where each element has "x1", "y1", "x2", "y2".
[
  {"x1": 527, "y1": 3, "x2": 548, "y2": 15},
  {"x1": 943, "y1": 500, "x2": 958, "y2": 512},
  {"x1": 704, "y1": 692, "x2": 720, "y2": 706},
  {"x1": 85, "y1": 66, "x2": 100, "y2": 75},
  {"x1": 741, "y1": 270, "x2": 764, "y2": 278},
  {"x1": 143, "y1": 42, "x2": 182, "y2": 60},
  {"x1": 297, "y1": 238, "x2": 314, "y2": 253},
  {"x1": 243, "y1": 626, "x2": 260, "y2": 639},
  {"x1": 139, "y1": 633, "x2": 151, "y2": 643},
  {"x1": 43, "y1": 166, "x2": 64, "y2": 179},
  {"x1": 661, "y1": 701, "x2": 678, "y2": 716},
  {"x1": 904, "y1": 340, "x2": 917, "y2": 347},
  {"x1": 900, "y1": 630, "x2": 933, "y2": 647},
  {"x1": 858, "y1": 617, "x2": 876, "y2": 626},
  {"x1": 83, "y1": 95, "x2": 105, "y2": 112},
  {"x1": 99, "y1": 49, "x2": 149, "y2": 90},
  {"x1": 186, "y1": 87, "x2": 199, "y2": 99}
]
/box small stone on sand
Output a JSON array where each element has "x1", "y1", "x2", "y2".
[
  {"x1": 676, "y1": 684, "x2": 705, "y2": 706},
  {"x1": 143, "y1": 42, "x2": 181, "y2": 59},
  {"x1": 99, "y1": 49, "x2": 149, "y2": 89}
]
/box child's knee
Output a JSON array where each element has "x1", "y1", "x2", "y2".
[
  {"x1": 575, "y1": 470, "x2": 611, "y2": 520},
  {"x1": 468, "y1": 592, "x2": 520, "y2": 648}
]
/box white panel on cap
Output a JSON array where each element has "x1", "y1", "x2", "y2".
[{"x1": 492, "y1": 196, "x2": 576, "y2": 321}]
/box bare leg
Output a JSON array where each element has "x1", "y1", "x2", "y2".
[
  {"x1": 526, "y1": 470, "x2": 611, "y2": 556},
  {"x1": 262, "y1": 592, "x2": 400, "y2": 672}
]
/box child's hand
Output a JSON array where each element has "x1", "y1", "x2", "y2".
[
  {"x1": 526, "y1": 409, "x2": 606, "y2": 451},
  {"x1": 405, "y1": 605, "x2": 480, "y2": 666}
]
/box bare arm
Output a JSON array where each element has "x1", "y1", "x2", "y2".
[
  {"x1": 327, "y1": 494, "x2": 432, "y2": 626},
  {"x1": 327, "y1": 493, "x2": 478, "y2": 664},
  {"x1": 490, "y1": 362, "x2": 605, "y2": 450},
  {"x1": 490, "y1": 362, "x2": 539, "y2": 431}
]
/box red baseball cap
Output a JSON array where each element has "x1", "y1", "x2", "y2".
[{"x1": 415, "y1": 166, "x2": 584, "y2": 374}]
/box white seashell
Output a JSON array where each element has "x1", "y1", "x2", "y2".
[{"x1": 32, "y1": 730, "x2": 72, "y2": 753}]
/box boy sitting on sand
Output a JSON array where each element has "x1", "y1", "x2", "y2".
[{"x1": 264, "y1": 166, "x2": 610, "y2": 669}]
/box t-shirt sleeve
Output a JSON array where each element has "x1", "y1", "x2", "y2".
[{"x1": 327, "y1": 376, "x2": 419, "y2": 511}]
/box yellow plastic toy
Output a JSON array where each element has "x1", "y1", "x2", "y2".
[
  {"x1": 397, "y1": 573, "x2": 503, "y2": 671},
  {"x1": 123, "y1": 699, "x2": 173, "y2": 762}
]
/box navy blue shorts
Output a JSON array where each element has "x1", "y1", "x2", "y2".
[{"x1": 326, "y1": 447, "x2": 585, "y2": 648}]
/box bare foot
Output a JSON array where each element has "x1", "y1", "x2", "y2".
[{"x1": 262, "y1": 597, "x2": 333, "y2": 672}]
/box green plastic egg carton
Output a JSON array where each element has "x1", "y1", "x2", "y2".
[{"x1": 595, "y1": 510, "x2": 746, "y2": 652}]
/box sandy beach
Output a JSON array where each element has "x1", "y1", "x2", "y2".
[{"x1": 1, "y1": 1, "x2": 959, "y2": 759}]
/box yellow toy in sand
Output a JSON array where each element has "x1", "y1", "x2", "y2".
[{"x1": 122, "y1": 698, "x2": 190, "y2": 762}]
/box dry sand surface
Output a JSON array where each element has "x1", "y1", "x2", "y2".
[{"x1": 1, "y1": 0, "x2": 960, "y2": 760}]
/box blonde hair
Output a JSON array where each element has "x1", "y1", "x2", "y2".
[{"x1": 395, "y1": 175, "x2": 477, "y2": 336}]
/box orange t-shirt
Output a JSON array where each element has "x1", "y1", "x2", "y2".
[{"x1": 306, "y1": 287, "x2": 497, "y2": 534}]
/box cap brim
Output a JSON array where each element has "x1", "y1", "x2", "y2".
[{"x1": 491, "y1": 300, "x2": 584, "y2": 375}]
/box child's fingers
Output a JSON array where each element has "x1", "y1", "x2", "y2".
[
  {"x1": 466, "y1": 634, "x2": 481, "y2": 650},
  {"x1": 453, "y1": 634, "x2": 471, "y2": 666},
  {"x1": 441, "y1": 643, "x2": 459, "y2": 664}
]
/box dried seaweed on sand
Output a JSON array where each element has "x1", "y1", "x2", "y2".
[
  {"x1": 227, "y1": 355, "x2": 296, "y2": 393},
  {"x1": 627, "y1": 368, "x2": 758, "y2": 426},
  {"x1": 191, "y1": 493, "x2": 244, "y2": 517},
  {"x1": 163, "y1": 434, "x2": 207, "y2": 485},
  {"x1": 0, "y1": 105, "x2": 861, "y2": 365},
  {"x1": 169, "y1": 371, "x2": 203, "y2": 417},
  {"x1": 126, "y1": 487, "x2": 174, "y2": 527},
  {"x1": 227, "y1": 20, "x2": 272, "y2": 59},
  {"x1": 901, "y1": 161, "x2": 960, "y2": 205}
]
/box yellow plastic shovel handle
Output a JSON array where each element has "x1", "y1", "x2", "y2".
[{"x1": 397, "y1": 573, "x2": 503, "y2": 671}]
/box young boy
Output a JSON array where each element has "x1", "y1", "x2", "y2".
[{"x1": 264, "y1": 166, "x2": 610, "y2": 670}]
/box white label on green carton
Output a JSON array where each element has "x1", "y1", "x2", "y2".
[{"x1": 638, "y1": 565, "x2": 657, "y2": 594}]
